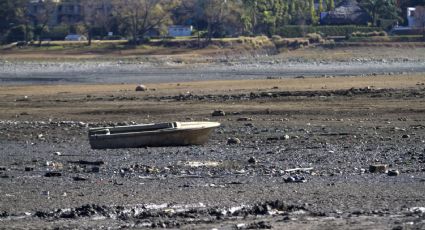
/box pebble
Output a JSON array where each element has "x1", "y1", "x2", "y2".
[
  {"x1": 369, "y1": 164, "x2": 388, "y2": 173},
  {"x1": 237, "y1": 117, "x2": 252, "y2": 121},
  {"x1": 284, "y1": 176, "x2": 306, "y2": 183},
  {"x1": 135, "y1": 85, "x2": 147, "y2": 92},
  {"x1": 227, "y1": 137, "x2": 241, "y2": 145},
  {"x1": 387, "y1": 170, "x2": 400, "y2": 176},
  {"x1": 25, "y1": 166, "x2": 34, "y2": 172},
  {"x1": 41, "y1": 191, "x2": 50, "y2": 196},
  {"x1": 248, "y1": 157, "x2": 257, "y2": 164},
  {"x1": 73, "y1": 176, "x2": 88, "y2": 181},
  {"x1": 44, "y1": 172, "x2": 62, "y2": 177},
  {"x1": 212, "y1": 110, "x2": 226, "y2": 116}
]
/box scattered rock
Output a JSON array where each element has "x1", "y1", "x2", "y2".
[
  {"x1": 45, "y1": 161, "x2": 63, "y2": 169},
  {"x1": 73, "y1": 176, "x2": 88, "y2": 181},
  {"x1": 284, "y1": 176, "x2": 306, "y2": 183},
  {"x1": 0, "y1": 211, "x2": 9, "y2": 218},
  {"x1": 0, "y1": 174, "x2": 10, "y2": 179},
  {"x1": 228, "y1": 137, "x2": 241, "y2": 145},
  {"x1": 369, "y1": 164, "x2": 388, "y2": 173},
  {"x1": 16, "y1": 96, "x2": 30, "y2": 102},
  {"x1": 236, "y1": 223, "x2": 246, "y2": 229},
  {"x1": 25, "y1": 166, "x2": 34, "y2": 172},
  {"x1": 248, "y1": 157, "x2": 257, "y2": 164},
  {"x1": 135, "y1": 85, "x2": 147, "y2": 91},
  {"x1": 69, "y1": 160, "x2": 105, "y2": 166},
  {"x1": 41, "y1": 191, "x2": 50, "y2": 196},
  {"x1": 409, "y1": 207, "x2": 425, "y2": 214},
  {"x1": 44, "y1": 172, "x2": 62, "y2": 177},
  {"x1": 237, "y1": 117, "x2": 253, "y2": 121},
  {"x1": 387, "y1": 170, "x2": 400, "y2": 176},
  {"x1": 212, "y1": 110, "x2": 226, "y2": 116},
  {"x1": 247, "y1": 221, "x2": 272, "y2": 229},
  {"x1": 281, "y1": 135, "x2": 290, "y2": 140},
  {"x1": 267, "y1": 137, "x2": 279, "y2": 141}
]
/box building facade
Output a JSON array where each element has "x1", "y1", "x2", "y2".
[{"x1": 28, "y1": 0, "x2": 111, "y2": 27}]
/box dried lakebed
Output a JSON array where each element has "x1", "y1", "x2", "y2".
[{"x1": 0, "y1": 86, "x2": 425, "y2": 229}]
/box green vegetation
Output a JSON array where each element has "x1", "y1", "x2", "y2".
[
  {"x1": 277, "y1": 25, "x2": 380, "y2": 37},
  {"x1": 0, "y1": 0, "x2": 423, "y2": 45},
  {"x1": 347, "y1": 34, "x2": 424, "y2": 42}
]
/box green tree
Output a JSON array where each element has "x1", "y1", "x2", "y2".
[
  {"x1": 0, "y1": 0, "x2": 28, "y2": 43},
  {"x1": 241, "y1": 0, "x2": 257, "y2": 35},
  {"x1": 201, "y1": 0, "x2": 243, "y2": 40},
  {"x1": 242, "y1": 0, "x2": 288, "y2": 36},
  {"x1": 319, "y1": 0, "x2": 324, "y2": 13},
  {"x1": 359, "y1": 0, "x2": 400, "y2": 26},
  {"x1": 328, "y1": 0, "x2": 335, "y2": 11},
  {"x1": 310, "y1": 0, "x2": 318, "y2": 24}
]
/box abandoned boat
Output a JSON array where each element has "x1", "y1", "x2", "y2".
[{"x1": 88, "y1": 121, "x2": 220, "y2": 149}]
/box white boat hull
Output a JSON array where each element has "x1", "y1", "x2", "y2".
[{"x1": 89, "y1": 122, "x2": 220, "y2": 149}]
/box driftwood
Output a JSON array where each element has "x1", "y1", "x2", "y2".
[{"x1": 284, "y1": 167, "x2": 314, "y2": 173}]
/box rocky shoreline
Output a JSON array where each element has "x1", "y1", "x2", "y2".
[{"x1": 1, "y1": 58, "x2": 425, "y2": 85}]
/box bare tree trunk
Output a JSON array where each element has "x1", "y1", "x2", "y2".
[
  {"x1": 88, "y1": 28, "x2": 92, "y2": 46},
  {"x1": 423, "y1": 25, "x2": 425, "y2": 42}
]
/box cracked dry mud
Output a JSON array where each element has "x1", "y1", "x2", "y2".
[{"x1": 0, "y1": 76, "x2": 424, "y2": 229}]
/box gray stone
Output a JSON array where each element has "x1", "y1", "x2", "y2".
[
  {"x1": 212, "y1": 110, "x2": 226, "y2": 116},
  {"x1": 237, "y1": 117, "x2": 252, "y2": 121},
  {"x1": 228, "y1": 137, "x2": 241, "y2": 145},
  {"x1": 135, "y1": 85, "x2": 147, "y2": 92},
  {"x1": 281, "y1": 135, "x2": 290, "y2": 140},
  {"x1": 248, "y1": 157, "x2": 257, "y2": 164},
  {"x1": 369, "y1": 164, "x2": 388, "y2": 173},
  {"x1": 387, "y1": 170, "x2": 400, "y2": 176}
]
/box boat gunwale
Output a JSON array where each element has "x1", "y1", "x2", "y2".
[{"x1": 89, "y1": 122, "x2": 220, "y2": 139}]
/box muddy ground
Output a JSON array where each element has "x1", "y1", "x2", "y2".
[{"x1": 0, "y1": 74, "x2": 424, "y2": 229}]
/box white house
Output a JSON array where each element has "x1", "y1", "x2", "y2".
[
  {"x1": 391, "y1": 7, "x2": 421, "y2": 34},
  {"x1": 407, "y1": 7, "x2": 417, "y2": 27},
  {"x1": 168, "y1": 25, "x2": 193, "y2": 37}
]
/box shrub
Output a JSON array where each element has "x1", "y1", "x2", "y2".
[
  {"x1": 367, "y1": 31, "x2": 380, "y2": 37},
  {"x1": 104, "y1": 35, "x2": 125, "y2": 40},
  {"x1": 306, "y1": 33, "x2": 322, "y2": 43},
  {"x1": 278, "y1": 25, "x2": 380, "y2": 38},
  {"x1": 271, "y1": 35, "x2": 283, "y2": 42},
  {"x1": 351, "y1": 30, "x2": 388, "y2": 38},
  {"x1": 6, "y1": 25, "x2": 33, "y2": 43},
  {"x1": 379, "y1": 31, "x2": 388, "y2": 36},
  {"x1": 47, "y1": 25, "x2": 70, "y2": 40}
]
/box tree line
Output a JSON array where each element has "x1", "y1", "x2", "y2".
[{"x1": 0, "y1": 0, "x2": 424, "y2": 44}]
